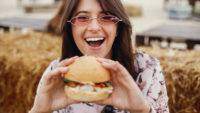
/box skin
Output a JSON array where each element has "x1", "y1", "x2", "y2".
[
  {"x1": 95, "y1": 58, "x2": 150, "y2": 113},
  {"x1": 71, "y1": 0, "x2": 117, "y2": 58},
  {"x1": 30, "y1": 0, "x2": 150, "y2": 113},
  {"x1": 30, "y1": 56, "x2": 80, "y2": 113}
]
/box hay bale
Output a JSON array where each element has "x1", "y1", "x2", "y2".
[
  {"x1": 137, "y1": 46, "x2": 200, "y2": 113},
  {"x1": 0, "y1": 31, "x2": 200, "y2": 113},
  {"x1": 0, "y1": 30, "x2": 61, "y2": 113}
]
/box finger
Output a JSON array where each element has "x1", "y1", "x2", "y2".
[
  {"x1": 96, "y1": 57, "x2": 113, "y2": 64},
  {"x1": 96, "y1": 57, "x2": 118, "y2": 81},
  {"x1": 67, "y1": 97, "x2": 80, "y2": 105},
  {"x1": 57, "y1": 56, "x2": 78, "y2": 67},
  {"x1": 114, "y1": 62, "x2": 134, "y2": 80},
  {"x1": 97, "y1": 57, "x2": 131, "y2": 78},
  {"x1": 97, "y1": 58, "x2": 135, "y2": 87},
  {"x1": 44, "y1": 67, "x2": 68, "y2": 84},
  {"x1": 101, "y1": 61, "x2": 119, "y2": 84},
  {"x1": 93, "y1": 100, "x2": 105, "y2": 105},
  {"x1": 103, "y1": 61, "x2": 136, "y2": 88},
  {"x1": 101, "y1": 61, "x2": 118, "y2": 72},
  {"x1": 97, "y1": 59, "x2": 121, "y2": 83},
  {"x1": 96, "y1": 57, "x2": 118, "y2": 71},
  {"x1": 93, "y1": 99, "x2": 110, "y2": 106},
  {"x1": 61, "y1": 73, "x2": 65, "y2": 78}
]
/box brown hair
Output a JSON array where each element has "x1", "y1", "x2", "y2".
[
  {"x1": 46, "y1": 0, "x2": 67, "y2": 34},
  {"x1": 60, "y1": 0, "x2": 137, "y2": 80}
]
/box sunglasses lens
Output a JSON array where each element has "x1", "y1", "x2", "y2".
[
  {"x1": 71, "y1": 16, "x2": 89, "y2": 25},
  {"x1": 100, "y1": 15, "x2": 120, "y2": 24},
  {"x1": 69, "y1": 15, "x2": 120, "y2": 26}
]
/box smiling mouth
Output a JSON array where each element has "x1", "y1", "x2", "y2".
[{"x1": 85, "y1": 38, "x2": 105, "y2": 47}]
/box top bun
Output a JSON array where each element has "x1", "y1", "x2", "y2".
[{"x1": 64, "y1": 56, "x2": 110, "y2": 83}]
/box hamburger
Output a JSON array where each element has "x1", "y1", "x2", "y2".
[{"x1": 64, "y1": 56, "x2": 113, "y2": 102}]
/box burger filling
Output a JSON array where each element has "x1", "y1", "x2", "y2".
[{"x1": 64, "y1": 79, "x2": 113, "y2": 93}]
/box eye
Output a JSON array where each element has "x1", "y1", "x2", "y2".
[
  {"x1": 76, "y1": 16, "x2": 89, "y2": 22},
  {"x1": 100, "y1": 15, "x2": 120, "y2": 24},
  {"x1": 101, "y1": 15, "x2": 113, "y2": 20}
]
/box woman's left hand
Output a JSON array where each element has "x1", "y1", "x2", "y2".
[{"x1": 95, "y1": 57, "x2": 150, "y2": 113}]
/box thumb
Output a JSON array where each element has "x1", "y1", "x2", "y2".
[
  {"x1": 93, "y1": 99, "x2": 107, "y2": 105},
  {"x1": 93, "y1": 96, "x2": 113, "y2": 106}
]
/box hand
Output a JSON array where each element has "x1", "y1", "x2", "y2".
[
  {"x1": 30, "y1": 56, "x2": 79, "y2": 113},
  {"x1": 95, "y1": 57, "x2": 150, "y2": 113}
]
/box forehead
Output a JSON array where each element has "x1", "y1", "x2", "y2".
[{"x1": 74, "y1": 0, "x2": 108, "y2": 15}]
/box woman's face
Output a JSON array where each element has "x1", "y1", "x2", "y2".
[{"x1": 71, "y1": 0, "x2": 117, "y2": 59}]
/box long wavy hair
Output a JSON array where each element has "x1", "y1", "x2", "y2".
[{"x1": 60, "y1": 0, "x2": 137, "y2": 80}]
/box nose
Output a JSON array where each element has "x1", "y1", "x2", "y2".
[{"x1": 87, "y1": 18, "x2": 101, "y2": 31}]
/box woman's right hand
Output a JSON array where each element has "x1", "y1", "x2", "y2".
[{"x1": 30, "y1": 56, "x2": 79, "y2": 113}]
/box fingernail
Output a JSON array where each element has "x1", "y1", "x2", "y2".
[
  {"x1": 63, "y1": 67, "x2": 68, "y2": 70},
  {"x1": 72, "y1": 56, "x2": 78, "y2": 59},
  {"x1": 113, "y1": 67, "x2": 117, "y2": 72},
  {"x1": 61, "y1": 73, "x2": 64, "y2": 77},
  {"x1": 97, "y1": 57, "x2": 103, "y2": 60},
  {"x1": 69, "y1": 56, "x2": 78, "y2": 61},
  {"x1": 102, "y1": 62, "x2": 109, "y2": 65}
]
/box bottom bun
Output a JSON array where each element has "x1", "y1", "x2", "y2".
[{"x1": 64, "y1": 86, "x2": 110, "y2": 102}]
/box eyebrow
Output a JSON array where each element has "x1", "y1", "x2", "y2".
[
  {"x1": 74, "y1": 10, "x2": 112, "y2": 16},
  {"x1": 74, "y1": 11, "x2": 88, "y2": 16}
]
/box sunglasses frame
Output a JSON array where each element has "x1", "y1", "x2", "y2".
[{"x1": 67, "y1": 15, "x2": 122, "y2": 26}]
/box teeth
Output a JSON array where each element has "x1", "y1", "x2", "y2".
[{"x1": 85, "y1": 38, "x2": 104, "y2": 42}]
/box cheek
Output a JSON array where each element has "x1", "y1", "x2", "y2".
[
  {"x1": 108, "y1": 26, "x2": 117, "y2": 39},
  {"x1": 72, "y1": 27, "x2": 83, "y2": 41},
  {"x1": 72, "y1": 27, "x2": 81, "y2": 48},
  {"x1": 72, "y1": 27, "x2": 78, "y2": 37}
]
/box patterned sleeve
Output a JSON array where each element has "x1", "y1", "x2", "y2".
[{"x1": 134, "y1": 51, "x2": 169, "y2": 113}]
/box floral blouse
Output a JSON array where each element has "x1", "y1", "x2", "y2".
[{"x1": 36, "y1": 51, "x2": 169, "y2": 113}]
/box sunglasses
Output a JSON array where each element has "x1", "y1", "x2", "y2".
[{"x1": 67, "y1": 15, "x2": 122, "y2": 26}]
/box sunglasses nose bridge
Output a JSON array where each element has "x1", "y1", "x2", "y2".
[{"x1": 88, "y1": 17, "x2": 101, "y2": 25}]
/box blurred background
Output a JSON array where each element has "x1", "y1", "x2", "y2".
[{"x1": 0, "y1": 0, "x2": 200, "y2": 113}]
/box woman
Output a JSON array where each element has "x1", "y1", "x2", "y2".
[{"x1": 30, "y1": 0, "x2": 169, "y2": 113}]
